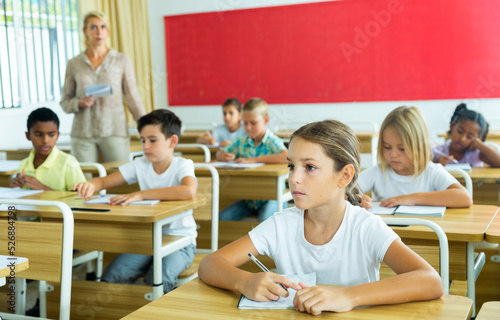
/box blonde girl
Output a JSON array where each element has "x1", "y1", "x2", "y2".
[{"x1": 359, "y1": 106, "x2": 472, "y2": 209}]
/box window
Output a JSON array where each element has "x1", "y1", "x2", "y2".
[{"x1": 0, "y1": 0, "x2": 79, "y2": 109}]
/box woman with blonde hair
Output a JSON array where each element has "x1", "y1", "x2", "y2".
[{"x1": 61, "y1": 10, "x2": 145, "y2": 162}]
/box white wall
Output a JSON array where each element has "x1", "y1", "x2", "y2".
[
  {"x1": 148, "y1": 0, "x2": 500, "y2": 144},
  {"x1": 0, "y1": 102, "x2": 73, "y2": 152}
]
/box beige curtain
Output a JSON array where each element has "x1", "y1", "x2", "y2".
[{"x1": 78, "y1": 0, "x2": 155, "y2": 125}]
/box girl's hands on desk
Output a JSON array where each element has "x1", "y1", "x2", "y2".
[
  {"x1": 294, "y1": 283, "x2": 355, "y2": 315},
  {"x1": 380, "y1": 194, "x2": 415, "y2": 208},
  {"x1": 241, "y1": 272, "x2": 299, "y2": 302},
  {"x1": 109, "y1": 192, "x2": 142, "y2": 206}
]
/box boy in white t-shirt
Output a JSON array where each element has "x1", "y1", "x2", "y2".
[{"x1": 74, "y1": 109, "x2": 197, "y2": 292}]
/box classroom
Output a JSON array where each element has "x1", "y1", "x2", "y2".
[{"x1": 1, "y1": 0, "x2": 500, "y2": 319}]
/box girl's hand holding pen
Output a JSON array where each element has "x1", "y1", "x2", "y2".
[{"x1": 241, "y1": 272, "x2": 300, "y2": 302}]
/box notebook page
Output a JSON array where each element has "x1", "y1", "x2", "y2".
[
  {"x1": 238, "y1": 273, "x2": 316, "y2": 309},
  {"x1": 367, "y1": 202, "x2": 396, "y2": 215},
  {"x1": 84, "y1": 194, "x2": 159, "y2": 205}
]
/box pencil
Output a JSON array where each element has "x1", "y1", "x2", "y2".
[
  {"x1": 434, "y1": 149, "x2": 459, "y2": 164},
  {"x1": 248, "y1": 253, "x2": 288, "y2": 292}
]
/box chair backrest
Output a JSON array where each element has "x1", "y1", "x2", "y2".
[
  {"x1": 380, "y1": 217, "x2": 449, "y2": 295},
  {"x1": 445, "y1": 166, "x2": 473, "y2": 197},
  {"x1": 177, "y1": 144, "x2": 211, "y2": 163},
  {"x1": 0, "y1": 199, "x2": 74, "y2": 320},
  {"x1": 193, "y1": 163, "x2": 219, "y2": 253},
  {"x1": 79, "y1": 162, "x2": 107, "y2": 195}
]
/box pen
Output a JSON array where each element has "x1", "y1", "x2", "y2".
[
  {"x1": 433, "y1": 149, "x2": 459, "y2": 164},
  {"x1": 248, "y1": 253, "x2": 288, "y2": 292},
  {"x1": 76, "y1": 194, "x2": 106, "y2": 200}
]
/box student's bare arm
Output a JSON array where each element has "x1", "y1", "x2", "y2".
[
  {"x1": 293, "y1": 239, "x2": 443, "y2": 315},
  {"x1": 235, "y1": 149, "x2": 288, "y2": 164},
  {"x1": 476, "y1": 139, "x2": 500, "y2": 168},
  {"x1": 108, "y1": 176, "x2": 197, "y2": 205},
  {"x1": 73, "y1": 171, "x2": 127, "y2": 199},
  {"x1": 198, "y1": 235, "x2": 300, "y2": 301},
  {"x1": 380, "y1": 183, "x2": 472, "y2": 208}
]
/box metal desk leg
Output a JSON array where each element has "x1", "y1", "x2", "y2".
[
  {"x1": 152, "y1": 220, "x2": 164, "y2": 300},
  {"x1": 14, "y1": 277, "x2": 26, "y2": 315},
  {"x1": 467, "y1": 242, "x2": 476, "y2": 317}
]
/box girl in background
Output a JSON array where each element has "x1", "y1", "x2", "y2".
[
  {"x1": 359, "y1": 106, "x2": 472, "y2": 209},
  {"x1": 432, "y1": 103, "x2": 500, "y2": 168}
]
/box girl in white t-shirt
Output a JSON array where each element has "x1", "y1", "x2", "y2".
[
  {"x1": 359, "y1": 106, "x2": 472, "y2": 210},
  {"x1": 199, "y1": 120, "x2": 443, "y2": 316},
  {"x1": 197, "y1": 98, "x2": 246, "y2": 147}
]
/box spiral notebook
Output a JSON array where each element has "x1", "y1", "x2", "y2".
[{"x1": 237, "y1": 272, "x2": 316, "y2": 310}]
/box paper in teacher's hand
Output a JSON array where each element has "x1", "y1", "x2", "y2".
[{"x1": 85, "y1": 84, "x2": 112, "y2": 98}]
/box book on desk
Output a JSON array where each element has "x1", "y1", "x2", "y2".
[{"x1": 368, "y1": 202, "x2": 446, "y2": 217}]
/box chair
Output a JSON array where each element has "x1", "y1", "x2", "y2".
[
  {"x1": 77, "y1": 162, "x2": 106, "y2": 281},
  {"x1": 380, "y1": 217, "x2": 449, "y2": 294},
  {"x1": 0, "y1": 199, "x2": 74, "y2": 320},
  {"x1": 175, "y1": 163, "x2": 219, "y2": 286},
  {"x1": 445, "y1": 166, "x2": 473, "y2": 197}
]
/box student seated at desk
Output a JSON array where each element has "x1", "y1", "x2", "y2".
[
  {"x1": 216, "y1": 98, "x2": 288, "y2": 221},
  {"x1": 74, "y1": 109, "x2": 197, "y2": 293},
  {"x1": 432, "y1": 103, "x2": 500, "y2": 168},
  {"x1": 359, "y1": 106, "x2": 472, "y2": 210},
  {"x1": 199, "y1": 120, "x2": 443, "y2": 316},
  {"x1": 10, "y1": 107, "x2": 86, "y2": 191},
  {"x1": 196, "y1": 98, "x2": 246, "y2": 147}
]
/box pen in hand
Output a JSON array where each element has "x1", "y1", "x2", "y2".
[
  {"x1": 248, "y1": 253, "x2": 288, "y2": 292},
  {"x1": 434, "y1": 149, "x2": 459, "y2": 164}
]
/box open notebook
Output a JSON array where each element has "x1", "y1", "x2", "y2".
[
  {"x1": 84, "y1": 194, "x2": 159, "y2": 206},
  {"x1": 238, "y1": 273, "x2": 316, "y2": 310},
  {"x1": 368, "y1": 202, "x2": 446, "y2": 217},
  {"x1": 445, "y1": 163, "x2": 472, "y2": 172}
]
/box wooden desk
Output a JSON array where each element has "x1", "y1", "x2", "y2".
[
  {"x1": 475, "y1": 301, "x2": 500, "y2": 320},
  {"x1": 121, "y1": 278, "x2": 472, "y2": 320},
  {"x1": 0, "y1": 160, "x2": 20, "y2": 187},
  {"x1": 197, "y1": 163, "x2": 291, "y2": 211},
  {"x1": 0, "y1": 146, "x2": 71, "y2": 161},
  {"x1": 180, "y1": 130, "x2": 206, "y2": 144},
  {"x1": 0, "y1": 256, "x2": 29, "y2": 287},
  {"x1": 451, "y1": 168, "x2": 500, "y2": 205},
  {"x1": 14, "y1": 191, "x2": 205, "y2": 300}
]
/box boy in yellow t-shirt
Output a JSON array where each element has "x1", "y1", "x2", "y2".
[{"x1": 11, "y1": 107, "x2": 86, "y2": 191}]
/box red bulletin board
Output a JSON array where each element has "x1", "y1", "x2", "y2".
[{"x1": 164, "y1": 0, "x2": 500, "y2": 106}]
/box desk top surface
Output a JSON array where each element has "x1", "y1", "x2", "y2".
[
  {"x1": 389, "y1": 205, "x2": 498, "y2": 242},
  {"x1": 450, "y1": 167, "x2": 500, "y2": 182},
  {"x1": 121, "y1": 278, "x2": 472, "y2": 320},
  {"x1": 0, "y1": 256, "x2": 29, "y2": 277},
  {"x1": 476, "y1": 301, "x2": 500, "y2": 320},
  {"x1": 3, "y1": 191, "x2": 205, "y2": 223},
  {"x1": 485, "y1": 208, "x2": 500, "y2": 243}
]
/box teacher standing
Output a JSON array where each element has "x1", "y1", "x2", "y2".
[{"x1": 61, "y1": 10, "x2": 145, "y2": 163}]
